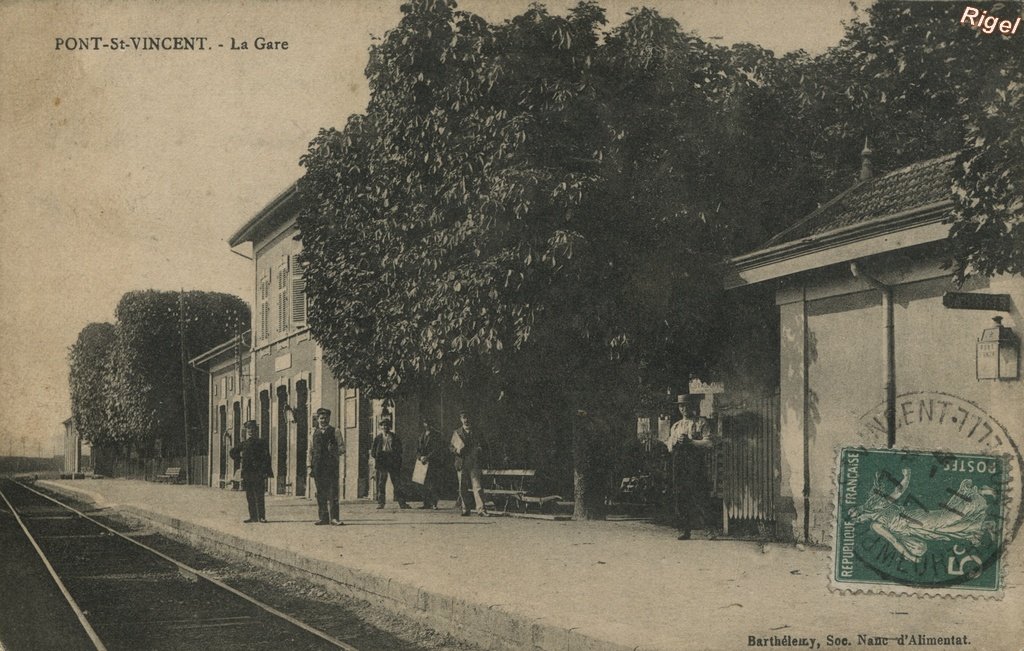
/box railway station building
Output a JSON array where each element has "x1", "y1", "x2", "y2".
[
  {"x1": 190, "y1": 331, "x2": 252, "y2": 490},
  {"x1": 216, "y1": 184, "x2": 515, "y2": 504},
  {"x1": 726, "y1": 151, "x2": 1023, "y2": 544},
  {"x1": 221, "y1": 185, "x2": 360, "y2": 499}
]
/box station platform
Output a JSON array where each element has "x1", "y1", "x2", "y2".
[{"x1": 37, "y1": 478, "x2": 1022, "y2": 651}]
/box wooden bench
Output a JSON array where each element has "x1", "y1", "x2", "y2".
[
  {"x1": 155, "y1": 467, "x2": 183, "y2": 483},
  {"x1": 482, "y1": 469, "x2": 562, "y2": 514}
]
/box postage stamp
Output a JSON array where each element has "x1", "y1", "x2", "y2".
[{"x1": 832, "y1": 447, "x2": 1009, "y2": 596}]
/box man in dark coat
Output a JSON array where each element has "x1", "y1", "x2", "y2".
[
  {"x1": 416, "y1": 417, "x2": 445, "y2": 509},
  {"x1": 229, "y1": 420, "x2": 273, "y2": 523},
  {"x1": 668, "y1": 396, "x2": 715, "y2": 540},
  {"x1": 371, "y1": 418, "x2": 410, "y2": 510},
  {"x1": 451, "y1": 411, "x2": 488, "y2": 517},
  {"x1": 308, "y1": 407, "x2": 344, "y2": 525}
]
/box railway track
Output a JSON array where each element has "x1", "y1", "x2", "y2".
[{"x1": 0, "y1": 478, "x2": 358, "y2": 651}]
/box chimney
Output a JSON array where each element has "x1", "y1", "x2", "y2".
[{"x1": 860, "y1": 137, "x2": 874, "y2": 181}]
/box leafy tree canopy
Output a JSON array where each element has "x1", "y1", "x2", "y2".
[
  {"x1": 299, "y1": 1, "x2": 810, "y2": 404},
  {"x1": 297, "y1": 0, "x2": 1021, "y2": 514},
  {"x1": 68, "y1": 322, "x2": 116, "y2": 446},
  {"x1": 105, "y1": 290, "x2": 249, "y2": 454}
]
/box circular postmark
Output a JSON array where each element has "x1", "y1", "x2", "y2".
[{"x1": 855, "y1": 391, "x2": 1023, "y2": 542}]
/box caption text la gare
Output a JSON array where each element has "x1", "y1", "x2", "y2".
[{"x1": 229, "y1": 37, "x2": 287, "y2": 50}]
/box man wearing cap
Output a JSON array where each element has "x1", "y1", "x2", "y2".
[
  {"x1": 668, "y1": 395, "x2": 714, "y2": 540},
  {"x1": 229, "y1": 421, "x2": 273, "y2": 523},
  {"x1": 308, "y1": 407, "x2": 344, "y2": 525}
]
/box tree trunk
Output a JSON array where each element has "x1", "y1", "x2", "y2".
[{"x1": 572, "y1": 410, "x2": 608, "y2": 521}]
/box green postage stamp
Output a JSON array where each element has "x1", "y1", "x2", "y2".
[{"x1": 833, "y1": 447, "x2": 1008, "y2": 596}]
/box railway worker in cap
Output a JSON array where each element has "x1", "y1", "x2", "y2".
[
  {"x1": 667, "y1": 395, "x2": 715, "y2": 540},
  {"x1": 308, "y1": 408, "x2": 344, "y2": 525},
  {"x1": 229, "y1": 421, "x2": 273, "y2": 523}
]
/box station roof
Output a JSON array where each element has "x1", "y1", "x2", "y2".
[
  {"x1": 189, "y1": 331, "x2": 252, "y2": 369},
  {"x1": 726, "y1": 153, "x2": 956, "y2": 288},
  {"x1": 227, "y1": 184, "x2": 299, "y2": 247}
]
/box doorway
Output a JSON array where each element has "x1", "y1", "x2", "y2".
[
  {"x1": 218, "y1": 405, "x2": 228, "y2": 480},
  {"x1": 294, "y1": 380, "x2": 309, "y2": 497},
  {"x1": 276, "y1": 385, "x2": 289, "y2": 494}
]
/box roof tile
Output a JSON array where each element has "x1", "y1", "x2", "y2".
[{"x1": 765, "y1": 153, "x2": 956, "y2": 247}]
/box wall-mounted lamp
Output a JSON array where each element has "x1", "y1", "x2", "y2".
[{"x1": 977, "y1": 316, "x2": 1019, "y2": 380}]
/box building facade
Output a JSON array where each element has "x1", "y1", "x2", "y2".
[
  {"x1": 728, "y1": 153, "x2": 1023, "y2": 543},
  {"x1": 229, "y1": 186, "x2": 378, "y2": 500},
  {"x1": 191, "y1": 332, "x2": 253, "y2": 489}
]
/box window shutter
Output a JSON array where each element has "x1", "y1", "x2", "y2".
[
  {"x1": 290, "y1": 253, "x2": 306, "y2": 326},
  {"x1": 258, "y1": 271, "x2": 271, "y2": 340},
  {"x1": 277, "y1": 255, "x2": 289, "y2": 332}
]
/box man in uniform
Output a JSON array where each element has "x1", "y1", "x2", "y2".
[
  {"x1": 308, "y1": 407, "x2": 344, "y2": 525},
  {"x1": 667, "y1": 395, "x2": 714, "y2": 540},
  {"x1": 229, "y1": 420, "x2": 273, "y2": 523},
  {"x1": 451, "y1": 411, "x2": 489, "y2": 517}
]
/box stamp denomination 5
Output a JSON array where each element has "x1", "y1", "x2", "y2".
[{"x1": 832, "y1": 447, "x2": 1007, "y2": 596}]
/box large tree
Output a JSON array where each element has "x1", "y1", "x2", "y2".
[
  {"x1": 105, "y1": 290, "x2": 248, "y2": 458},
  {"x1": 68, "y1": 322, "x2": 116, "y2": 446},
  {"x1": 298, "y1": 0, "x2": 1022, "y2": 517},
  {"x1": 299, "y1": 0, "x2": 799, "y2": 518}
]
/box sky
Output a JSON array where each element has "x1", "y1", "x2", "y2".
[{"x1": 0, "y1": 0, "x2": 860, "y2": 458}]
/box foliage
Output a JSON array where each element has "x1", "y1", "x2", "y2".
[
  {"x1": 792, "y1": 0, "x2": 1022, "y2": 277},
  {"x1": 298, "y1": 0, "x2": 1022, "y2": 515},
  {"x1": 104, "y1": 290, "x2": 249, "y2": 456},
  {"x1": 298, "y1": 1, "x2": 775, "y2": 515},
  {"x1": 796, "y1": 1, "x2": 1014, "y2": 197},
  {"x1": 68, "y1": 322, "x2": 116, "y2": 446},
  {"x1": 947, "y1": 78, "x2": 1024, "y2": 282}
]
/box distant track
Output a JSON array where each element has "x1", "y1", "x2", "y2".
[{"x1": 0, "y1": 479, "x2": 358, "y2": 651}]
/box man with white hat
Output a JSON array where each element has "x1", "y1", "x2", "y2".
[{"x1": 668, "y1": 395, "x2": 714, "y2": 540}]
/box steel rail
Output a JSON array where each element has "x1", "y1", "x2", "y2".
[
  {"x1": 0, "y1": 483, "x2": 108, "y2": 651},
  {"x1": 14, "y1": 481, "x2": 359, "y2": 651}
]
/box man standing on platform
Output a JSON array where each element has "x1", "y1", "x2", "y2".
[
  {"x1": 229, "y1": 420, "x2": 273, "y2": 523},
  {"x1": 308, "y1": 408, "x2": 344, "y2": 526},
  {"x1": 451, "y1": 411, "x2": 489, "y2": 517},
  {"x1": 667, "y1": 395, "x2": 714, "y2": 540},
  {"x1": 416, "y1": 417, "x2": 445, "y2": 509},
  {"x1": 371, "y1": 418, "x2": 411, "y2": 510}
]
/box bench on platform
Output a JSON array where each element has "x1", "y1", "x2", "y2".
[
  {"x1": 482, "y1": 469, "x2": 562, "y2": 514},
  {"x1": 155, "y1": 467, "x2": 183, "y2": 484}
]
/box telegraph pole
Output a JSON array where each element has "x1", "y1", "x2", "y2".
[{"x1": 179, "y1": 290, "x2": 191, "y2": 484}]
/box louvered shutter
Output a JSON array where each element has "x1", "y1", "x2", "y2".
[
  {"x1": 290, "y1": 253, "x2": 306, "y2": 326},
  {"x1": 277, "y1": 255, "x2": 289, "y2": 332},
  {"x1": 258, "y1": 271, "x2": 271, "y2": 341}
]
